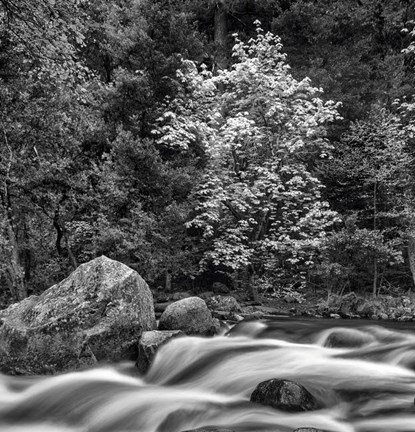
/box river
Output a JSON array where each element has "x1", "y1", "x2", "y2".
[{"x1": 1, "y1": 318, "x2": 415, "y2": 431}]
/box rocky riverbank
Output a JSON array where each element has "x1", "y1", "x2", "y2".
[{"x1": 1, "y1": 255, "x2": 414, "y2": 376}]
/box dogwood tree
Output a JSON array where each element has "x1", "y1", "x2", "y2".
[{"x1": 154, "y1": 25, "x2": 341, "y2": 298}]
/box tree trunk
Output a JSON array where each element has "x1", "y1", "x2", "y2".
[
  {"x1": 165, "y1": 268, "x2": 172, "y2": 292},
  {"x1": 4, "y1": 213, "x2": 26, "y2": 300},
  {"x1": 372, "y1": 179, "x2": 378, "y2": 297},
  {"x1": 241, "y1": 264, "x2": 258, "y2": 302},
  {"x1": 1, "y1": 122, "x2": 26, "y2": 300},
  {"x1": 53, "y1": 208, "x2": 77, "y2": 270},
  {"x1": 408, "y1": 231, "x2": 415, "y2": 291},
  {"x1": 214, "y1": 0, "x2": 228, "y2": 70}
]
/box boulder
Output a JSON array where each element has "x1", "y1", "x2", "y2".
[
  {"x1": 212, "y1": 282, "x2": 230, "y2": 295},
  {"x1": 397, "y1": 315, "x2": 413, "y2": 322},
  {"x1": 322, "y1": 328, "x2": 376, "y2": 348},
  {"x1": 158, "y1": 297, "x2": 214, "y2": 335},
  {"x1": 206, "y1": 296, "x2": 242, "y2": 313},
  {"x1": 0, "y1": 256, "x2": 156, "y2": 374},
  {"x1": 250, "y1": 379, "x2": 319, "y2": 412},
  {"x1": 284, "y1": 294, "x2": 299, "y2": 303},
  {"x1": 239, "y1": 306, "x2": 265, "y2": 320},
  {"x1": 356, "y1": 300, "x2": 376, "y2": 317},
  {"x1": 241, "y1": 311, "x2": 265, "y2": 320},
  {"x1": 155, "y1": 302, "x2": 173, "y2": 313},
  {"x1": 171, "y1": 291, "x2": 192, "y2": 301},
  {"x1": 136, "y1": 330, "x2": 184, "y2": 374},
  {"x1": 254, "y1": 305, "x2": 288, "y2": 316},
  {"x1": 197, "y1": 291, "x2": 214, "y2": 301}
]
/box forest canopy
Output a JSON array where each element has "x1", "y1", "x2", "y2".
[{"x1": 1, "y1": 0, "x2": 415, "y2": 304}]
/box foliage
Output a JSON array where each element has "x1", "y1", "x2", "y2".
[
  {"x1": 316, "y1": 218, "x2": 404, "y2": 295},
  {"x1": 2, "y1": 0, "x2": 415, "y2": 303},
  {"x1": 320, "y1": 107, "x2": 413, "y2": 294},
  {"x1": 273, "y1": 0, "x2": 415, "y2": 125},
  {"x1": 155, "y1": 26, "x2": 341, "y2": 295},
  {"x1": 91, "y1": 128, "x2": 200, "y2": 286}
]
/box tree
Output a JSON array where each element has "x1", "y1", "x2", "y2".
[
  {"x1": 0, "y1": 0, "x2": 102, "y2": 300},
  {"x1": 89, "y1": 128, "x2": 200, "y2": 289},
  {"x1": 272, "y1": 0, "x2": 415, "y2": 126},
  {"x1": 321, "y1": 107, "x2": 411, "y2": 295},
  {"x1": 156, "y1": 25, "x2": 341, "y2": 299}
]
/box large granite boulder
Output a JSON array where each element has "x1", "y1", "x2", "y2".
[
  {"x1": 250, "y1": 379, "x2": 319, "y2": 412},
  {"x1": 0, "y1": 256, "x2": 156, "y2": 374},
  {"x1": 158, "y1": 297, "x2": 214, "y2": 335},
  {"x1": 136, "y1": 329, "x2": 184, "y2": 374}
]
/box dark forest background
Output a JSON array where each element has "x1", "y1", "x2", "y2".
[{"x1": 2, "y1": 0, "x2": 415, "y2": 305}]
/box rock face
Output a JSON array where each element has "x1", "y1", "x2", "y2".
[
  {"x1": 0, "y1": 256, "x2": 156, "y2": 374},
  {"x1": 136, "y1": 330, "x2": 184, "y2": 374},
  {"x1": 250, "y1": 379, "x2": 319, "y2": 412},
  {"x1": 158, "y1": 297, "x2": 214, "y2": 335}
]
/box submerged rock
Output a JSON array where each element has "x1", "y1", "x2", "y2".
[
  {"x1": 0, "y1": 256, "x2": 156, "y2": 374},
  {"x1": 323, "y1": 328, "x2": 376, "y2": 348},
  {"x1": 250, "y1": 379, "x2": 319, "y2": 412},
  {"x1": 136, "y1": 330, "x2": 184, "y2": 374},
  {"x1": 294, "y1": 429, "x2": 324, "y2": 432},
  {"x1": 158, "y1": 297, "x2": 214, "y2": 335},
  {"x1": 182, "y1": 429, "x2": 234, "y2": 432},
  {"x1": 183, "y1": 428, "x2": 235, "y2": 432}
]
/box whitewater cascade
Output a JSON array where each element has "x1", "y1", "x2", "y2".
[{"x1": 1, "y1": 319, "x2": 415, "y2": 432}]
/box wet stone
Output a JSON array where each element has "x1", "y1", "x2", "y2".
[
  {"x1": 250, "y1": 378, "x2": 319, "y2": 412},
  {"x1": 136, "y1": 330, "x2": 184, "y2": 374},
  {"x1": 323, "y1": 328, "x2": 376, "y2": 348},
  {"x1": 294, "y1": 429, "x2": 324, "y2": 432}
]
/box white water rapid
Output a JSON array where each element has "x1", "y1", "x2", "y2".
[{"x1": 2, "y1": 319, "x2": 415, "y2": 432}]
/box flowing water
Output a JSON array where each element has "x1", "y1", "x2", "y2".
[{"x1": 2, "y1": 318, "x2": 415, "y2": 431}]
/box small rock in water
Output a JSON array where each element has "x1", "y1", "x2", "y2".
[
  {"x1": 158, "y1": 297, "x2": 215, "y2": 335},
  {"x1": 250, "y1": 378, "x2": 319, "y2": 412},
  {"x1": 136, "y1": 330, "x2": 184, "y2": 374}
]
